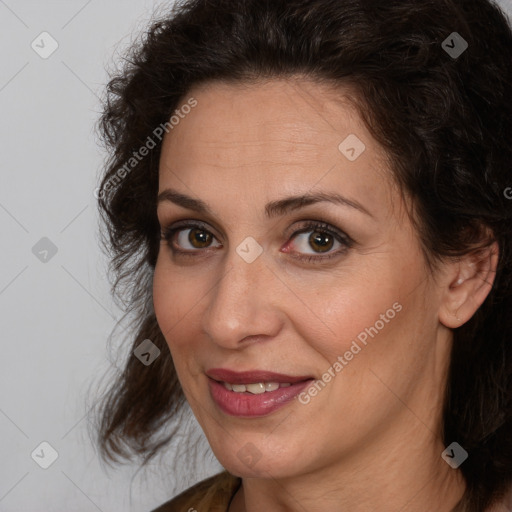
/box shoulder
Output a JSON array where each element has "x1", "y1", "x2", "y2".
[{"x1": 150, "y1": 471, "x2": 242, "y2": 512}]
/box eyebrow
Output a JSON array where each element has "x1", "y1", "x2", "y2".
[{"x1": 157, "y1": 188, "x2": 374, "y2": 219}]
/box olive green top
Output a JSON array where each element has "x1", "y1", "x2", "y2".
[
  {"x1": 151, "y1": 471, "x2": 241, "y2": 512},
  {"x1": 152, "y1": 471, "x2": 512, "y2": 512}
]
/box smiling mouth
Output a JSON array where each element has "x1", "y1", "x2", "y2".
[
  {"x1": 205, "y1": 368, "x2": 315, "y2": 416},
  {"x1": 206, "y1": 368, "x2": 314, "y2": 384},
  {"x1": 205, "y1": 367, "x2": 317, "y2": 417},
  {"x1": 219, "y1": 381, "x2": 296, "y2": 394}
]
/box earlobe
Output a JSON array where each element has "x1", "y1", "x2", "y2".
[{"x1": 439, "y1": 242, "x2": 499, "y2": 329}]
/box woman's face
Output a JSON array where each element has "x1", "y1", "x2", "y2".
[{"x1": 153, "y1": 78, "x2": 453, "y2": 479}]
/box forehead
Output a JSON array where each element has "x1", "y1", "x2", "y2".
[
  {"x1": 158, "y1": 78, "x2": 397, "y2": 219},
  {"x1": 163, "y1": 78, "x2": 372, "y2": 156}
]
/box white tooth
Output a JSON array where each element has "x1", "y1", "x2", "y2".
[
  {"x1": 245, "y1": 383, "x2": 266, "y2": 394},
  {"x1": 280, "y1": 383, "x2": 291, "y2": 387},
  {"x1": 232, "y1": 384, "x2": 247, "y2": 392},
  {"x1": 223, "y1": 382, "x2": 233, "y2": 391},
  {"x1": 264, "y1": 382, "x2": 280, "y2": 391}
]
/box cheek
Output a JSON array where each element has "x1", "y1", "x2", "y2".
[
  {"x1": 300, "y1": 266, "x2": 434, "y2": 415},
  {"x1": 281, "y1": 265, "x2": 404, "y2": 361},
  {"x1": 152, "y1": 256, "x2": 217, "y2": 367},
  {"x1": 153, "y1": 261, "x2": 204, "y2": 390},
  {"x1": 152, "y1": 259, "x2": 195, "y2": 347}
]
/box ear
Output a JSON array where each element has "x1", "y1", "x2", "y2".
[{"x1": 438, "y1": 242, "x2": 499, "y2": 329}]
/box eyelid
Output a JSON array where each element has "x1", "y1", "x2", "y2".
[
  {"x1": 161, "y1": 218, "x2": 354, "y2": 262},
  {"x1": 283, "y1": 220, "x2": 353, "y2": 261},
  {"x1": 285, "y1": 220, "x2": 352, "y2": 245},
  {"x1": 161, "y1": 216, "x2": 352, "y2": 241},
  {"x1": 162, "y1": 218, "x2": 222, "y2": 241},
  {"x1": 160, "y1": 219, "x2": 222, "y2": 255}
]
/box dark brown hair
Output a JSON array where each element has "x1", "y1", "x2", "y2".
[{"x1": 92, "y1": 0, "x2": 512, "y2": 509}]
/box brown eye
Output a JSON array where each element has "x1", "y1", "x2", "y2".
[
  {"x1": 161, "y1": 223, "x2": 222, "y2": 253},
  {"x1": 285, "y1": 221, "x2": 353, "y2": 263},
  {"x1": 188, "y1": 228, "x2": 213, "y2": 248},
  {"x1": 308, "y1": 231, "x2": 334, "y2": 253}
]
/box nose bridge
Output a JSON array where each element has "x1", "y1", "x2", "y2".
[{"x1": 201, "y1": 242, "x2": 281, "y2": 346}]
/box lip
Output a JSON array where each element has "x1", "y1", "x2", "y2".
[
  {"x1": 206, "y1": 368, "x2": 314, "y2": 384},
  {"x1": 206, "y1": 368, "x2": 315, "y2": 417}
]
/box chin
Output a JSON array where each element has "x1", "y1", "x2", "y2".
[{"x1": 213, "y1": 441, "x2": 302, "y2": 479}]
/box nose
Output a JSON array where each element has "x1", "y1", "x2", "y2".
[{"x1": 200, "y1": 244, "x2": 283, "y2": 349}]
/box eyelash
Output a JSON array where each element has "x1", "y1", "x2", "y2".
[{"x1": 160, "y1": 220, "x2": 353, "y2": 263}]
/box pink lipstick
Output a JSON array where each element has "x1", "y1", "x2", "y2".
[{"x1": 206, "y1": 368, "x2": 314, "y2": 417}]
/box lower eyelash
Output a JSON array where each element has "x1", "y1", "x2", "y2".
[{"x1": 290, "y1": 247, "x2": 346, "y2": 263}]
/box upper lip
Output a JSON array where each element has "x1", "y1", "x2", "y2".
[{"x1": 206, "y1": 368, "x2": 314, "y2": 384}]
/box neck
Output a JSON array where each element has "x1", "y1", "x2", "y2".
[{"x1": 229, "y1": 423, "x2": 467, "y2": 512}]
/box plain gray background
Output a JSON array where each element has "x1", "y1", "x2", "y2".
[{"x1": 0, "y1": 1, "x2": 511, "y2": 510}]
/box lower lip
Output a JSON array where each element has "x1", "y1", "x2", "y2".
[{"x1": 208, "y1": 378, "x2": 313, "y2": 417}]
